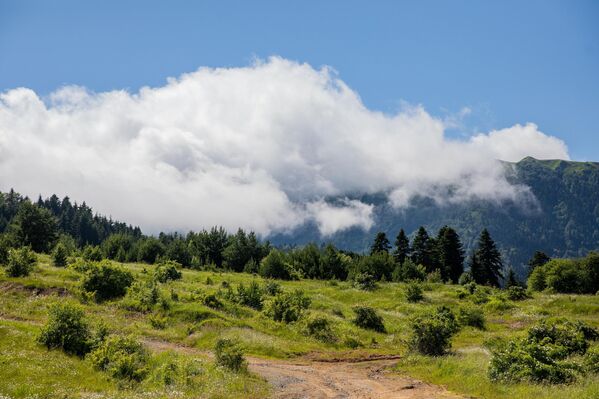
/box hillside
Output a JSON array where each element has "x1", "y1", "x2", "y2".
[
  {"x1": 1, "y1": 255, "x2": 598, "y2": 398},
  {"x1": 271, "y1": 157, "x2": 599, "y2": 276}
]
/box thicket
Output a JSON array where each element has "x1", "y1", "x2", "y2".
[
  {"x1": 38, "y1": 302, "x2": 92, "y2": 356},
  {"x1": 264, "y1": 290, "x2": 311, "y2": 323},
  {"x1": 528, "y1": 253, "x2": 599, "y2": 294},
  {"x1": 352, "y1": 306, "x2": 385, "y2": 333},
  {"x1": 410, "y1": 306, "x2": 459, "y2": 356},
  {"x1": 4, "y1": 246, "x2": 36, "y2": 277},
  {"x1": 80, "y1": 260, "x2": 134, "y2": 301}
]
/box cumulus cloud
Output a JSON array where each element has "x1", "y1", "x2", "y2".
[{"x1": 0, "y1": 57, "x2": 569, "y2": 236}]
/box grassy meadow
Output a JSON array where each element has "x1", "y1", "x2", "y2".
[{"x1": 0, "y1": 254, "x2": 598, "y2": 399}]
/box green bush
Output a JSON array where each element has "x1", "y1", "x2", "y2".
[
  {"x1": 527, "y1": 255, "x2": 599, "y2": 294},
  {"x1": 264, "y1": 290, "x2": 311, "y2": 323},
  {"x1": 405, "y1": 282, "x2": 424, "y2": 302},
  {"x1": 583, "y1": 346, "x2": 599, "y2": 373},
  {"x1": 352, "y1": 272, "x2": 377, "y2": 291},
  {"x1": 214, "y1": 338, "x2": 246, "y2": 372},
  {"x1": 82, "y1": 245, "x2": 103, "y2": 261},
  {"x1": 154, "y1": 260, "x2": 182, "y2": 283},
  {"x1": 410, "y1": 306, "x2": 459, "y2": 356},
  {"x1": 148, "y1": 314, "x2": 168, "y2": 329},
  {"x1": 122, "y1": 280, "x2": 160, "y2": 312},
  {"x1": 89, "y1": 335, "x2": 149, "y2": 381},
  {"x1": 225, "y1": 281, "x2": 264, "y2": 310},
  {"x1": 4, "y1": 247, "x2": 36, "y2": 277},
  {"x1": 304, "y1": 315, "x2": 337, "y2": 343},
  {"x1": 488, "y1": 319, "x2": 599, "y2": 384},
  {"x1": 457, "y1": 306, "x2": 486, "y2": 330},
  {"x1": 352, "y1": 306, "x2": 385, "y2": 333},
  {"x1": 426, "y1": 269, "x2": 443, "y2": 283},
  {"x1": 458, "y1": 271, "x2": 474, "y2": 285},
  {"x1": 203, "y1": 293, "x2": 223, "y2": 309},
  {"x1": 80, "y1": 260, "x2": 133, "y2": 301},
  {"x1": 263, "y1": 280, "x2": 282, "y2": 296},
  {"x1": 38, "y1": 302, "x2": 91, "y2": 356},
  {"x1": 484, "y1": 295, "x2": 514, "y2": 312},
  {"x1": 392, "y1": 259, "x2": 426, "y2": 282},
  {"x1": 528, "y1": 266, "x2": 547, "y2": 291},
  {"x1": 0, "y1": 234, "x2": 12, "y2": 265},
  {"x1": 506, "y1": 286, "x2": 530, "y2": 301},
  {"x1": 52, "y1": 243, "x2": 68, "y2": 267}
]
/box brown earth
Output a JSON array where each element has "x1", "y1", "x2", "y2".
[{"x1": 143, "y1": 338, "x2": 463, "y2": 399}]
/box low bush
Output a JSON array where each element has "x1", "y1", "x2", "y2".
[
  {"x1": 122, "y1": 280, "x2": 160, "y2": 312},
  {"x1": 426, "y1": 269, "x2": 443, "y2": 283},
  {"x1": 38, "y1": 302, "x2": 91, "y2": 356},
  {"x1": 259, "y1": 249, "x2": 293, "y2": 280},
  {"x1": 264, "y1": 290, "x2": 311, "y2": 323},
  {"x1": 203, "y1": 293, "x2": 223, "y2": 309},
  {"x1": 352, "y1": 272, "x2": 377, "y2": 291},
  {"x1": 392, "y1": 259, "x2": 426, "y2": 282},
  {"x1": 80, "y1": 260, "x2": 133, "y2": 301},
  {"x1": 488, "y1": 318, "x2": 599, "y2": 384},
  {"x1": 148, "y1": 314, "x2": 168, "y2": 329},
  {"x1": 89, "y1": 335, "x2": 150, "y2": 381},
  {"x1": 214, "y1": 338, "x2": 246, "y2": 372},
  {"x1": 52, "y1": 243, "x2": 68, "y2": 267},
  {"x1": 153, "y1": 260, "x2": 182, "y2": 283},
  {"x1": 506, "y1": 286, "x2": 530, "y2": 301},
  {"x1": 5, "y1": 247, "x2": 36, "y2": 277},
  {"x1": 304, "y1": 315, "x2": 337, "y2": 343},
  {"x1": 458, "y1": 271, "x2": 474, "y2": 285},
  {"x1": 410, "y1": 306, "x2": 459, "y2": 356},
  {"x1": 457, "y1": 306, "x2": 486, "y2": 330},
  {"x1": 484, "y1": 295, "x2": 514, "y2": 313},
  {"x1": 225, "y1": 281, "x2": 264, "y2": 310},
  {"x1": 264, "y1": 280, "x2": 282, "y2": 296},
  {"x1": 82, "y1": 245, "x2": 103, "y2": 262},
  {"x1": 405, "y1": 282, "x2": 424, "y2": 302},
  {"x1": 352, "y1": 306, "x2": 385, "y2": 333},
  {"x1": 583, "y1": 346, "x2": 599, "y2": 373}
]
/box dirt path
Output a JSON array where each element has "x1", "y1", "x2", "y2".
[{"x1": 143, "y1": 339, "x2": 462, "y2": 399}]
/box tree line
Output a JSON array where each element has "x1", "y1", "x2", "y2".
[{"x1": 0, "y1": 189, "x2": 531, "y2": 288}]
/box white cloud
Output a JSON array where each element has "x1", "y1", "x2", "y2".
[{"x1": 0, "y1": 57, "x2": 569, "y2": 236}]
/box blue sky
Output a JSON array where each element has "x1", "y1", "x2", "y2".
[{"x1": 1, "y1": 0, "x2": 598, "y2": 160}]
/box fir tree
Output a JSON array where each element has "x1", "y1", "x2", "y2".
[
  {"x1": 527, "y1": 251, "x2": 550, "y2": 276},
  {"x1": 392, "y1": 229, "x2": 410, "y2": 264},
  {"x1": 411, "y1": 226, "x2": 434, "y2": 272},
  {"x1": 475, "y1": 229, "x2": 503, "y2": 287},
  {"x1": 436, "y1": 226, "x2": 464, "y2": 283},
  {"x1": 505, "y1": 267, "x2": 519, "y2": 288},
  {"x1": 370, "y1": 232, "x2": 391, "y2": 255}
]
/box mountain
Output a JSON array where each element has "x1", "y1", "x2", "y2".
[{"x1": 270, "y1": 157, "x2": 599, "y2": 277}]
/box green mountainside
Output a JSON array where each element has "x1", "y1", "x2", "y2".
[{"x1": 272, "y1": 157, "x2": 599, "y2": 276}]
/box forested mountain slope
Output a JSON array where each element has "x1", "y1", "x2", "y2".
[{"x1": 271, "y1": 157, "x2": 599, "y2": 276}]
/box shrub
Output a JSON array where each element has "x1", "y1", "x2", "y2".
[
  {"x1": 488, "y1": 318, "x2": 599, "y2": 384},
  {"x1": 351, "y1": 251, "x2": 395, "y2": 281},
  {"x1": 458, "y1": 271, "x2": 474, "y2": 285},
  {"x1": 38, "y1": 302, "x2": 91, "y2": 356},
  {"x1": 0, "y1": 234, "x2": 12, "y2": 265},
  {"x1": 264, "y1": 290, "x2": 311, "y2": 323},
  {"x1": 148, "y1": 314, "x2": 168, "y2": 329},
  {"x1": 352, "y1": 272, "x2": 377, "y2": 291},
  {"x1": 583, "y1": 346, "x2": 599, "y2": 373},
  {"x1": 457, "y1": 306, "x2": 486, "y2": 330},
  {"x1": 52, "y1": 243, "x2": 68, "y2": 267},
  {"x1": 343, "y1": 337, "x2": 363, "y2": 348},
  {"x1": 405, "y1": 282, "x2": 424, "y2": 303},
  {"x1": 528, "y1": 266, "x2": 547, "y2": 291},
  {"x1": 82, "y1": 245, "x2": 103, "y2": 262},
  {"x1": 304, "y1": 315, "x2": 337, "y2": 343},
  {"x1": 484, "y1": 295, "x2": 514, "y2": 313},
  {"x1": 264, "y1": 280, "x2": 282, "y2": 296},
  {"x1": 122, "y1": 280, "x2": 160, "y2": 312},
  {"x1": 203, "y1": 293, "x2": 223, "y2": 309},
  {"x1": 137, "y1": 238, "x2": 166, "y2": 264},
  {"x1": 410, "y1": 306, "x2": 459, "y2": 356},
  {"x1": 226, "y1": 281, "x2": 264, "y2": 310},
  {"x1": 506, "y1": 286, "x2": 530, "y2": 301},
  {"x1": 5, "y1": 247, "x2": 36, "y2": 277},
  {"x1": 352, "y1": 306, "x2": 385, "y2": 333},
  {"x1": 214, "y1": 338, "x2": 246, "y2": 372},
  {"x1": 392, "y1": 259, "x2": 426, "y2": 282},
  {"x1": 154, "y1": 260, "x2": 182, "y2": 283},
  {"x1": 426, "y1": 269, "x2": 443, "y2": 283},
  {"x1": 80, "y1": 260, "x2": 133, "y2": 301},
  {"x1": 89, "y1": 335, "x2": 149, "y2": 381}
]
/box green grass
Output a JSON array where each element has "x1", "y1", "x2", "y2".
[{"x1": 1, "y1": 254, "x2": 598, "y2": 398}]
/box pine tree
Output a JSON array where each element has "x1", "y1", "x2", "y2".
[
  {"x1": 475, "y1": 229, "x2": 503, "y2": 287},
  {"x1": 527, "y1": 251, "x2": 550, "y2": 276},
  {"x1": 468, "y1": 250, "x2": 485, "y2": 284},
  {"x1": 393, "y1": 229, "x2": 410, "y2": 264},
  {"x1": 505, "y1": 267, "x2": 519, "y2": 288},
  {"x1": 411, "y1": 227, "x2": 434, "y2": 272},
  {"x1": 370, "y1": 232, "x2": 391, "y2": 255},
  {"x1": 436, "y1": 226, "x2": 464, "y2": 283},
  {"x1": 52, "y1": 243, "x2": 68, "y2": 267}
]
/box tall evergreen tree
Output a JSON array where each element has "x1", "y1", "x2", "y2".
[
  {"x1": 468, "y1": 250, "x2": 484, "y2": 284},
  {"x1": 527, "y1": 251, "x2": 551, "y2": 276},
  {"x1": 436, "y1": 226, "x2": 464, "y2": 283},
  {"x1": 11, "y1": 201, "x2": 58, "y2": 252},
  {"x1": 411, "y1": 226, "x2": 434, "y2": 272},
  {"x1": 475, "y1": 229, "x2": 503, "y2": 287},
  {"x1": 393, "y1": 229, "x2": 410, "y2": 264},
  {"x1": 370, "y1": 232, "x2": 391, "y2": 255}
]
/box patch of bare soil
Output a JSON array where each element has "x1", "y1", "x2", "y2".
[
  {"x1": 143, "y1": 338, "x2": 462, "y2": 399},
  {"x1": 0, "y1": 281, "x2": 69, "y2": 297}
]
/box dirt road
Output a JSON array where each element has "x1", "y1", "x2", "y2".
[{"x1": 144, "y1": 339, "x2": 461, "y2": 399}]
